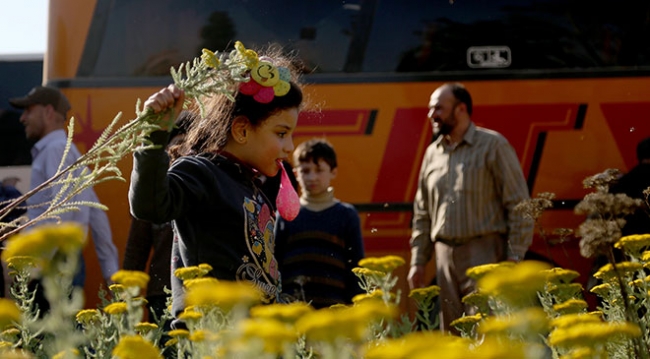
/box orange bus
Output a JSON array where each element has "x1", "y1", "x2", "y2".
[{"x1": 42, "y1": 0, "x2": 650, "y2": 310}]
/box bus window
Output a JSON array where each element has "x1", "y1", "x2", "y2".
[
  {"x1": 78, "y1": 0, "x2": 650, "y2": 77},
  {"x1": 78, "y1": 0, "x2": 357, "y2": 77},
  {"x1": 388, "y1": 0, "x2": 650, "y2": 72}
]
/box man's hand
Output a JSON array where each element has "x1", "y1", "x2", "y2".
[{"x1": 407, "y1": 264, "x2": 426, "y2": 290}]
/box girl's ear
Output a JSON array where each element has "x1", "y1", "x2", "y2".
[{"x1": 231, "y1": 116, "x2": 251, "y2": 144}]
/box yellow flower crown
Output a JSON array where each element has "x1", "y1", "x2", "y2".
[
  {"x1": 200, "y1": 42, "x2": 291, "y2": 105},
  {"x1": 239, "y1": 55, "x2": 292, "y2": 103}
]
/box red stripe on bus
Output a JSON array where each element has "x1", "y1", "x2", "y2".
[{"x1": 601, "y1": 102, "x2": 650, "y2": 171}]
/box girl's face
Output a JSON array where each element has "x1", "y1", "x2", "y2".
[{"x1": 244, "y1": 107, "x2": 298, "y2": 177}]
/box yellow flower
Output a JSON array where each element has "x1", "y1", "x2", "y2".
[
  {"x1": 547, "y1": 283, "x2": 584, "y2": 302},
  {"x1": 5, "y1": 256, "x2": 38, "y2": 272},
  {"x1": 466, "y1": 261, "x2": 514, "y2": 280},
  {"x1": 0, "y1": 349, "x2": 34, "y2": 358},
  {"x1": 48, "y1": 223, "x2": 86, "y2": 254},
  {"x1": 0, "y1": 299, "x2": 21, "y2": 330},
  {"x1": 111, "y1": 270, "x2": 150, "y2": 289},
  {"x1": 2, "y1": 232, "x2": 47, "y2": 263},
  {"x1": 249, "y1": 302, "x2": 313, "y2": 323},
  {"x1": 629, "y1": 278, "x2": 646, "y2": 287},
  {"x1": 641, "y1": 250, "x2": 650, "y2": 262},
  {"x1": 104, "y1": 302, "x2": 128, "y2": 315},
  {"x1": 296, "y1": 301, "x2": 396, "y2": 343},
  {"x1": 75, "y1": 309, "x2": 101, "y2": 325},
  {"x1": 450, "y1": 313, "x2": 483, "y2": 333},
  {"x1": 0, "y1": 341, "x2": 12, "y2": 350},
  {"x1": 365, "y1": 331, "x2": 473, "y2": 359},
  {"x1": 478, "y1": 307, "x2": 549, "y2": 336},
  {"x1": 2, "y1": 223, "x2": 85, "y2": 262},
  {"x1": 351, "y1": 300, "x2": 397, "y2": 323},
  {"x1": 189, "y1": 329, "x2": 218, "y2": 343},
  {"x1": 408, "y1": 285, "x2": 441, "y2": 303},
  {"x1": 234, "y1": 41, "x2": 259, "y2": 69},
  {"x1": 594, "y1": 261, "x2": 643, "y2": 280},
  {"x1": 471, "y1": 337, "x2": 530, "y2": 358},
  {"x1": 550, "y1": 313, "x2": 602, "y2": 329},
  {"x1": 548, "y1": 321, "x2": 641, "y2": 348},
  {"x1": 478, "y1": 261, "x2": 550, "y2": 306},
  {"x1": 615, "y1": 234, "x2": 650, "y2": 255},
  {"x1": 462, "y1": 291, "x2": 490, "y2": 314},
  {"x1": 351, "y1": 267, "x2": 385, "y2": 278},
  {"x1": 113, "y1": 335, "x2": 162, "y2": 359},
  {"x1": 553, "y1": 299, "x2": 588, "y2": 315},
  {"x1": 109, "y1": 284, "x2": 126, "y2": 294},
  {"x1": 296, "y1": 307, "x2": 365, "y2": 343},
  {"x1": 183, "y1": 277, "x2": 219, "y2": 290},
  {"x1": 543, "y1": 267, "x2": 580, "y2": 284},
  {"x1": 358, "y1": 255, "x2": 405, "y2": 274},
  {"x1": 178, "y1": 309, "x2": 203, "y2": 322},
  {"x1": 190, "y1": 331, "x2": 205, "y2": 343},
  {"x1": 198, "y1": 263, "x2": 213, "y2": 271},
  {"x1": 201, "y1": 49, "x2": 220, "y2": 68},
  {"x1": 135, "y1": 322, "x2": 158, "y2": 334},
  {"x1": 588, "y1": 310, "x2": 604, "y2": 319},
  {"x1": 561, "y1": 347, "x2": 604, "y2": 359},
  {"x1": 52, "y1": 349, "x2": 80, "y2": 359},
  {"x1": 352, "y1": 289, "x2": 392, "y2": 305},
  {"x1": 174, "y1": 266, "x2": 211, "y2": 281},
  {"x1": 185, "y1": 280, "x2": 261, "y2": 312},
  {"x1": 239, "y1": 318, "x2": 297, "y2": 354},
  {"x1": 168, "y1": 329, "x2": 190, "y2": 339},
  {"x1": 589, "y1": 283, "x2": 611, "y2": 297},
  {"x1": 133, "y1": 297, "x2": 148, "y2": 306}
]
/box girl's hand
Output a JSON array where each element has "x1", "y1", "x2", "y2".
[{"x1": 143, "y1": 84, "x2": 185, "y2": 131}]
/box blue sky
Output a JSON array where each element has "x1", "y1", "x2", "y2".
[{"x1": 0, "y1": 0, "x2": 48, "y2": 55}]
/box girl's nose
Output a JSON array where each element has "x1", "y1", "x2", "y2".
[{"x1": 285, "y1": 138, "x2": 295, "y2": 154}]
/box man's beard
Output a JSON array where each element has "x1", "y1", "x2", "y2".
[{"x1": 436, "y1": 114, "x2": 456, "y2": 135}]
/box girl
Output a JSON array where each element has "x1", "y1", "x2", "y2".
[{"x1": 128, "y1": 50, "x2": 303, "y2": 321}]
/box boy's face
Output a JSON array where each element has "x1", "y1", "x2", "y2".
[{"x1": 295, "y1": 159, "x2": 337, "y2": 196}]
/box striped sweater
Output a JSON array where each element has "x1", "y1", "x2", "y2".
[{"x1": 275, "y1": 190, "x2": 365, "y2": 308}]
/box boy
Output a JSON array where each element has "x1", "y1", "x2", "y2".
[{"x1": 275, "y1": 138, "x2": 365, "y2": 308}]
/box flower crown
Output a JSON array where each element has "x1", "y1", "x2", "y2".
[
  {"x1": 239, "y1": 57, "x2": 291, "y2": 104},
  {"x1": 199, "y1": 42, "x2": 291, "y2": 105}
]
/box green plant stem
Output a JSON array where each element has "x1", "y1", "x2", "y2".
[
  {"x1": 0, "y1": 109, "x2": 161, "y2": 242},
  {"x1": 607, "y1": 247, "x2": 649, "y2": 359}
]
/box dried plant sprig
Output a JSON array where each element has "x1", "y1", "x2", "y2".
[
  {"x1": 582, "y1": 168, "x2": 622, "y2": 193},
  {"x1": 0, "y1": 42, "x2": 260, "y2": 241},
  {"x1": 514, "y1": 192, "x2": 555, "y2": 221}
]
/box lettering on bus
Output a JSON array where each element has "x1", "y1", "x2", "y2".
[{"x1": 467, "y1": 46, "x2": 512, "y2": 68}]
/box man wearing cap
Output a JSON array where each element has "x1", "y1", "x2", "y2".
[{"x1": 9, "y1": 86, "x2": 119, "y2": 291}]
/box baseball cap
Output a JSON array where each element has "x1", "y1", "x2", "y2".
[{"x1": 9, "y1": 86, "x2": 71, "y2": 117}]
